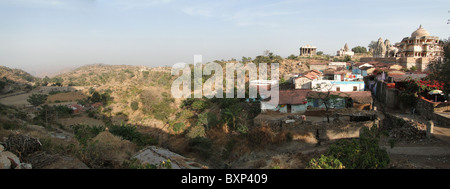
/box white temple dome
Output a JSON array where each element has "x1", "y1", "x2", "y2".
[{"x1": 411, "y1": 25, "x2": 430, "y2": 38}]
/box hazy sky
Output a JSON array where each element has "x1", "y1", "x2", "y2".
[{"x1": 0, "y1": 0, "x2": 449, "y2": 76}]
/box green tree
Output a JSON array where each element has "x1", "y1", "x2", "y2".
[
  {"x1": 343, "y1": 55, "x2": 352, "y2": 62},
  {"x1": 352, "y1": 46, "x2": 368, "y2": 53},
  {"x1": 287, "y1": 54, "x2": 298, "y2": 60},
  {"x1": 428, "y1": 41, "x2": 450, "y2": 95},
  {"x1": 368, "y1": 41, "x2": 377, "y2": 52},
  {"x1": 222, "y1": 104, "x2": 242, "y2": 130},
  {"x1": 27, "y1": 94, "x2": 48, "y2": 107},
  {"x1": 42, "y1": 76, "x2": 50, "y2": 86},
  {"x1": 90, "y1": 91, "x2": 102, "y2": 103},
  {"x1": 311, "y1": 83, "x2": 344, "y2": 123}
]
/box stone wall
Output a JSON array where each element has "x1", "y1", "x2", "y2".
[
  {"x1": 373, "y1": 80, "x2": 402, "y2": 110},
  {"x1": 416, "y1": 96, "x2": 450, "y2": 128},
  {"x1": 386, "y1": 88, "x2": 400, "y2": 109},
  {"x1": 254, "y1": 115, "x2": 374, "y2": 145},
  {"x1": 434, "y1": 113, "x2": 450, "y2": 128},
  {"x1": 416, "y1": 96, "x2": 449, "y2": 119}
]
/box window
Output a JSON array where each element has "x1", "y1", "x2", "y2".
[
  {"x1": 353, "y1": 86, "x2": 357, "y2": 91},
  {"x1": 336, "y1": 87, "x2": 340, "y2": 91}
]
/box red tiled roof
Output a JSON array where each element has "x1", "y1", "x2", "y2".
[
  {"x1": 310, "y1": 70, "x2": 322, "y2": 74},
  {"x1": 278, "y1": 90, "x2": 310, "y2": 105}
]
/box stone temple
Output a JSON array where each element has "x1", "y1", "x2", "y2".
[
  {"x1": 299, "y1": 45, "x2": 317, "y2": 56},
  {"x1": 361, "y1": 25, "x2": 444, "y2": 71},
  {"x1": 396, "y1": 25, "x2": 444, "y2": 70}
]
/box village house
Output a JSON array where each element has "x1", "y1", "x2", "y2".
[
  {"x1": 308, "y1": 62, "x2": 328, "y2": 71},
  {"x1": 68, "y1": 104, "x2": 84, "y2": 114},
  {"x1": 274, "y1": 90, "x2": 310, "y2": 113},
  {"x1": 294, "y1": 70, "x2": 322, "y2": 90},
  {"x1": 306, "y1": 91, "x2": 373, "y2": 110},
  {"x1": 328, "y1": 62, "x2": 348, "y2": 70},
  {"x1": 311, "y1": 80, "x2": 365, "y2": 92},
  {"x1": 352, "y1": 62, "x2": 374, "y2": 77}
]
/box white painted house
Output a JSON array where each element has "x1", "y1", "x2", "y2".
[{"x1": 311, "y1": 80, "x2": 365, "y2": 92}]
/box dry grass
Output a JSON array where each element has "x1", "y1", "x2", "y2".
[
  {"x1": 47, "y1": 92, "x2": 87, "y2": 103},
  {"x1": 82, "y1": 131, "x2": 136, "y2": 168},
  {"x1": 58, "y1": 115, "x2": 105, "y2": 127}
]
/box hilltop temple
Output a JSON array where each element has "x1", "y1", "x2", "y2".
[
  {"x1": 396, "y1": 25, "x2": 444, "y2": 70},
  {"x1": 361, "y1": 25, "x2": 444, "y2": 71},
  {"x1": 336, "y1": 43, "x2": 355, "y2": 57},
  {"x1": 299, "y1": 45, "x2": 317, "y2": 56}
]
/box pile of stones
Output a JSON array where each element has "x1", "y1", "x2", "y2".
[
  {"x1": 0, "y1": 144, "x2": 32, "y2": 169},
  {"x1": 390, "y1": 120, "x2": 426, "y2": 142}
]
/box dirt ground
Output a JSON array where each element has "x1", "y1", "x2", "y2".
[
  {"x1": 0, "y1": 92, "x2": 31, "y2": 106},
  {"x1": 231, "y1": 103, "x2": 450, "y2": 169},
  {"x1": 374, "y1": 99, "x2": 450, "y2": 169},
  {"x1": 57, "y1": 114, "x2": 105, "y2": 127}
]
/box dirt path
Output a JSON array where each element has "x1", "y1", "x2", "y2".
[
  {"x1": 433, "y1": 126, "x2": 450, "y2": 143},
  {"x1": 384, "y1": 146, "x2": 450, "y2": 156}
]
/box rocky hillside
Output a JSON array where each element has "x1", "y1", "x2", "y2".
[
  {"x1": 52, "y1": 64, "x2": 178, "y2": 131},
  {"x1": 0, "y1": 66, "x2": 36, "y2": 94}
]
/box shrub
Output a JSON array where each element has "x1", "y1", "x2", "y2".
[
  {"x1": 191, "y1": 100, "x2": 209, "y2": 112},
  {"x1": 188, "y1": 137, "x2": 212, "y2": 159},
  {"x1": 326, "y1": 127, "x2": 390, "y2": 169},
  {"x1": 72, "y1": 124, "x2": 105, "y2": 146},
  {"x1": 130, "y1": 101, "x2": 139, "y2": 111},
  {"x1": 307, "y1": 155, "x2": 345, "y2": 169},
  {"x1": 197, "y1": 112, "x2": 218, "y2": 130},
  {"x1": 109, "y1": 123, "x2": 157, "y2": 148},
  {"x1": 172, "y1": 122, "x2": 185, "y2": 133},
  {"x1": 221, "y1": 139, "x2": 236, "y2": 160},
  {"x1": 54, "y1": 105, "x2": 73, "y2": 117},
  {"x1": 186, "y1": 124, "x2": 206, "y2": 139}
]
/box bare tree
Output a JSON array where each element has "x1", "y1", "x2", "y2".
[{"x1": 311, "y1": 82, "x2": 344, "y2": 123}]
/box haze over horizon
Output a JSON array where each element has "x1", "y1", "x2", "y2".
[{"x1": 0, "y1": 0, "x2": 449, "y2": 77}]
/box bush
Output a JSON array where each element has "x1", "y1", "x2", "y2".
[
  {"x1": 326, "y1": 127, "x2": 390, "y2": 169},
  {"x1": 197, "y1": 112, "x2": 218, "y2": 130},
  {"x1": 188, "y1": 137, "x2": 212, "y2": 159},
  {"x1": 191, "y1": 100, "x2": 209, "y2": 112},
  {"x1": 130, "y1": 101, "x2": 139, "y2": 111},
  {"x1": 172, "y1": 122, "x2": 185, "y2": 133},
  {"x1": 109, "y1": 123, "x2": 157, "y2": 148},
  {"x1": 307, "y1": 155, "x2": 345, "y2": 169},
  {"x1": 186, "y1": 124, "x2": 206, "y2": 139},
  {"x1": 72, "y1": 124, "x2": 105, "y2": 146},
  {"x1": 54, "y1": 105, "x2": 73, "y2": 117},
  {"x1": 221, "y1": 139, "x2": 236, "y2": 160}
]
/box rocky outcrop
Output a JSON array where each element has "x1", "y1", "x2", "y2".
[
  {"x1": 132, "y1": 146, "x2": 206, "y2": 169},
  {"x1": 0, "y1": 144, "x2": 32, "y2": 169}
]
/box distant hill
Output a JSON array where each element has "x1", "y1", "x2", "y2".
[{"x1": 0, "y1": 65, "x2": 36, "y2": 94}]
